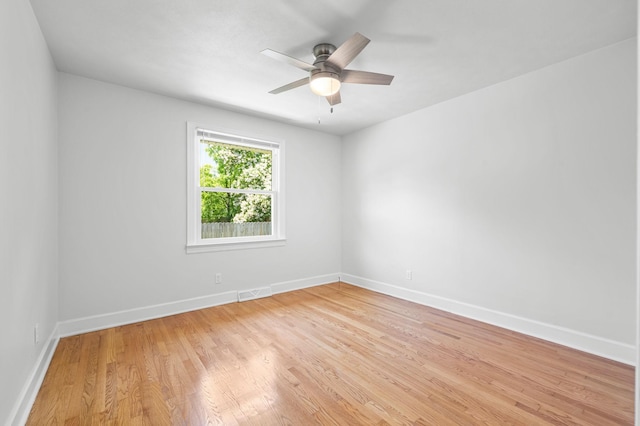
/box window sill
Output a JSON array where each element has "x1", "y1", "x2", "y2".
[{"x1": 186, "y1": 237, "x2": 286, "y2": 254}]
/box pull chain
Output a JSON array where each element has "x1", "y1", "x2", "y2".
[{"x1": 317, "y1": 98, "x2": 335, "y2": 123}]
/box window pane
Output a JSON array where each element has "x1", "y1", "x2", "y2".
[
  {"x1": 200, "y1": 140, "x2": 272, "y2": 190},
  {"x1": 201, "y1": 192, "x2": 272, "y2": 239}
]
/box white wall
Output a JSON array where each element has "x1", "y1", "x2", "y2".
[
  {"x1": 57, "y1": 74, "x2": 341, "y2": 322},
  {"x1": 342, "y1": 39, "x2": 637, "y2": 355},
  {"x1": 0, "y1": 0, "x2": 59, "y2": 424},
  {"x1": 636, "y1": 6, "x2": 640, "y2": 423}
]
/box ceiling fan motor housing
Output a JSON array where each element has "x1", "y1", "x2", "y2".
[
  {"x1": 312, "y1": 43, "x2": 341, "y2": 76},
  {"x1": 313, "y1": 43, "x2": 337, "y2": 61}
]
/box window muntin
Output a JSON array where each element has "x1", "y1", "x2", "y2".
[{"x1": 187, "y1": 123, "x2": 285, "y2": 252}]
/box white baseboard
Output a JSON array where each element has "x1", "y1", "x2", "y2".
[
  {"x1": 57, "y1": 273, "x2": 341, "y2": 338},
  {"x1": 58, "y1": 291, "x2": 239, "y2": 337},
  {"x1": 271, "y1": 273, "x2": 340, "y2": 294},
  {"x1": 340, "y1": 273, "x2": 636, "y2": 366},
  {"x1": 8, "y1": 326, "x2": 59, "y2": 426}
]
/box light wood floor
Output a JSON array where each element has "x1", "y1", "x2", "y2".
[{"x1": 28, "y1": 283, "x2": 635, "y2": 425}]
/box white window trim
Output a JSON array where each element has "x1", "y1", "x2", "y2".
[{"x1": 186, "y1": 122, "x2": 286, "y2": 253}]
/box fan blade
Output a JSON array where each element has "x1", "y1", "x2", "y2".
[
  {"x1": 341, "y1": 69, "x2": 394, "y2": 85},
  {"x1": 325, "y1": 32, "x2": 370, "y2": 70},
  {"x1": 269, "y1": 77, "x2": 309, "y2": 94},
  {"x1": 326, "y1": 91, "x2": 341, "y2": 106},
  {"x1": 261, "y1": 49, "x2": 317, "y2": 72}
]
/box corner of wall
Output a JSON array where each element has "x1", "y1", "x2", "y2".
[{"x1": 8, "y1": 326, "x2": 60, "y2": 426}]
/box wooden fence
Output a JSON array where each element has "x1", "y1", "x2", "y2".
[{"x1": 201, "y1": 222, "x2": 272, "y2": 238}]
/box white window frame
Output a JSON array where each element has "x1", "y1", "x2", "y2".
[{"x1": 186, "y1": 122, "x2": 286, "y2": 253}]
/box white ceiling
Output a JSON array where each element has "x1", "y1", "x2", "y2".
[{"x1": 30, "y1": 0, "x2": 636, "y2": 135}]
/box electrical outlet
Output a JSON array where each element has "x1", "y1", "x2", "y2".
[
  {"x1": 34, "y1": 323, "x2": 39, "y2": 344},
  {"x1": 405, "y1": 269, "x2": 412, "y2": 280},
  {"x1": 215, "y1": 273, "x2": 222, "y2": 285}
]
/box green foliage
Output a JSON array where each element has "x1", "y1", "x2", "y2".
[
  {"x1": 200, "y1": 164, "x2": 240, "y2": 223},
  {"x1": 200, "y1": 142, "x2": 272, "y2": 223}
]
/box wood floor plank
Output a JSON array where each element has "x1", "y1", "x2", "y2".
[{"x1": 27, "y1": 283, "x2": 635, "y2": 425}]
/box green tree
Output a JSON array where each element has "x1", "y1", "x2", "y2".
[
  {"x1": 200, "y1": 164, "x2": 241, "y2": 223},
  {"x1": 200, "y1": 142, "x2": 272, "y2": 223}
]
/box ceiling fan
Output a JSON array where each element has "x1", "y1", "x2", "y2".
[{"x1": 261, "y1": 32, "x2": 394, "y2": 106}]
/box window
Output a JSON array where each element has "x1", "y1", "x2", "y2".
[{"x1": 187, "y1": 123, "x2": 285, "y2": 253}]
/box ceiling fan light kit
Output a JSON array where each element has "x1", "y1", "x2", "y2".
[
  {"x1": 309, "y1": 72, "x2": 341, "y2": 96},
  {"x1": 262, "y1": 32, "x2": 394, "y2": 107}
]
